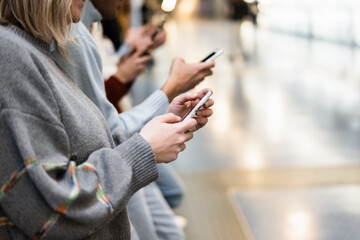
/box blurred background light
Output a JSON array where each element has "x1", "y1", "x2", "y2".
[{"x1": 161, "y1": 0, "x2": 177, "y2": 12}]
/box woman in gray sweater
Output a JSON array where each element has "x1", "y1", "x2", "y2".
[{"x1": 0, "y1": 0, "x2": 202, "y2": 239}]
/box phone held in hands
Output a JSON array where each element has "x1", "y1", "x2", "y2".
[
  {"x1": 151, "y1": 20, "x2": 166, "y2": 41},
  {"x1": 182, "y1": 91, "x2": 213, "y2": 121},
  {"x1": 200, "y1": 48, "x2": 224, "y2": 63}
]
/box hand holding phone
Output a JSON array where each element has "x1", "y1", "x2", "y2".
[
  {"x1": 200, "y1": 48, "x2": 224, "y2": 63},
  {"x1": 151, "y1": 20, "x2": 166, "y2": 41},
  {"x1": 183, "y1": 91, "x2": 213, "y2": 121}
]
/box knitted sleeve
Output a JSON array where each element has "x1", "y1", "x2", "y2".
[
  {"x1": 104, "y1": 76, "x2": 170, "y2": 134},
  {"x1": 0, "y1": 109, "x2": 158, "y2": 239}
]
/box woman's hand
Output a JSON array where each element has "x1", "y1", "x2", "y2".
[
  {"x1": 114, "y1": 48, "x2": 151, "y2": 84},
  {"x1": 168, "y1": 88, "x2": 214, "y2": 131},
  {"x1": 161, "y1": 58, "x2": 215, "y2": 102},
  {"x1": 140, "y1": 113, "x2": 197, "y2": 163}
]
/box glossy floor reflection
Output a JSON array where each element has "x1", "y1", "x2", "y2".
[
  {"x1": 232, "y1": 185, "x2": 360, "y2": 240},
  {"x1": 131, "y1": 19, "x2": 360, "y2": 172},
  {"x1": 126, "y1": 18, "x2": 360, "y2": 239}
]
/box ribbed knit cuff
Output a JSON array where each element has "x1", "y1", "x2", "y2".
[{"x1": 114, "y1": 133, "x2": 158, "y2": 193}]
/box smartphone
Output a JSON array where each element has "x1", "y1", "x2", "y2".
[
  {"x1": 151, "y1": 20, "x2": 166, "y2": 41},
  {"x1": 200, "y1": 48, "x2": 224, "y2": 63},
  {"x1": 183, "y1": 91, "x2": 213, "y2": 121}
]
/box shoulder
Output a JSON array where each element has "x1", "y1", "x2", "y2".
[
  {"x1": 0, "y1": 25, "x2": 32, "y2": 59},
  {"x1": 57, "y1": 22, "x2": 102, "y2": 71},
  {"x1": 0, "y1": 25, "x2": 45, "y2": 75},
  {"x1": 0, "y1": 24, "x2": 16, "y2": 43},
  {"x1": 0, "y1": 26, "x2": 38, "y2": 90},
  {"x1": 0, "y1": 26, "x2": 59, "y2": 117},
  {"x1": 53, "y1": 22, "x2": 103, "y2": 86},
  {"x1": 0, "y1": 25, "x2": 47, "y2": 75}
]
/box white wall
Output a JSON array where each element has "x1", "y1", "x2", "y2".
[{"x1": 257, "y1": 0, "x2": 360, "y2": 46}]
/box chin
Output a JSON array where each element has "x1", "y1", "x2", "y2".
[
  {"x1": 72, "y1": 16, "x2": 81, "y2": 23},
  {"x1": 103, "y1": 10, "x2": 118, "y2": 20}
]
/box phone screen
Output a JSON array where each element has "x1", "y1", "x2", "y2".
[
  {"x1": 151, "y1": 20, "x2": 166, "y2": 40},
  {"x1": 201, "y1": 52, "x2": 217, "y2": 62},
  {"x1": 182, "y1": 91, "x2": 213, "y2": 121},
  {"x1": 200, "y1": 49, "x2": 223, "y2": 63}
]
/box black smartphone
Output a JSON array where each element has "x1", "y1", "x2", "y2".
[
  {"x1": 200, "y1": 48, "x2": 224, "y2": 62},
  {"x1": 151, "y1": 20, "x2": 166, "y2": 41}
]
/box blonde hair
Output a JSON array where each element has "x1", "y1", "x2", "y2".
[{"x1": 0, "y1": 0, "x2": 73, "y2": 58}]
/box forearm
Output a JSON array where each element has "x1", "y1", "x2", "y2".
[
  {"x1": 115, "y1": 90, "x2": 169, "y2": 134},
  {"x1": 161, "y1": 78, "x2": 181, "y2": 103}
]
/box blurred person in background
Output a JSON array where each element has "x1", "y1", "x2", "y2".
[
  {"x1": 226, "y1": 0, "x2": 258, "y2": 59},
  {"x1": 100, "y1": 1, "x2": 209, "y2": 213},
  {"x1": 51, "y1": 0, "x2": 215, "y2": 239},
  {"x1": 101, "y1": 1, "x2": 167, "y2": 112},
  {"x1": 100, "y1": 2, "x2": 193, "y2": 234},
  {"x1": 228, "y1": 0, "x2": 250, "y2": 21}
]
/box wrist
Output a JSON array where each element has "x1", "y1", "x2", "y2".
[
  {"x1": 114, "y1": 67, "x2": 132, "y2": 84},
  {"x1": 161, "y1": 79, "x2": 178, "y2": 102},
  {"x1": 112, "y1": 74, "x2": 127, "y2": 84},
  {"x1": 140, "y1": 132, "x2": 159, "y2": 162}
]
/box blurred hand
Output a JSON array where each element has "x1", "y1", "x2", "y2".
[
  {"x1": 168, "y1": 88, "x2": 214, "y2": 131},
  {"x1": 114, "y1": 48, "x2": 151, "y2": 84},
  {"x1": 124, "y1": 27, "x2": 143, "y2": 46},
  {"x1": 150, "y1": 27, "x2": 166, "y2": 50},
  {"x1": 161, "y1": 58, "x2": 215, "y2": 102},
  {"x1": 125, "y1": 25, "x2": 156, "y2": 56},
  {"x1": 134, "y1": 26, "x2": 155, "y2": 55},
  {"x1": 140, "y1": 113, "x2": 197, "y2": 163}
]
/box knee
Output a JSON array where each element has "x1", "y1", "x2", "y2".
[{"x1": 166, "y1": 189, "x2": 184, "y2": 208}]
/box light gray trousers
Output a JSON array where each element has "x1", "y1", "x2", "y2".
[{"x1": 128, "y1": 164, "x2": 185, "y2": 240}]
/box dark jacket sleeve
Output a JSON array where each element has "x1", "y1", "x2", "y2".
[{"x1": 105, "y1": 76, "x2": 134, "y2": 113}]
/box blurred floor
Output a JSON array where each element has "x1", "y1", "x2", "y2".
[
  {"x1": 128, "y1": 18, "x2": 360, "y2": 240},
  {"x1": 233, "y1": 184, "x2": 360, "y2": 240}
]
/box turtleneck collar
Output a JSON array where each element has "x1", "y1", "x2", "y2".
[
  {"x1": 81, "y1": 0, "x2": 103, "y2": 29},
  {"x1": 6, "y1": 25, "x2": 50, "y2": 53}
]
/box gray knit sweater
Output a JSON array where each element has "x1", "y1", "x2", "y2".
[{"x1": 0, "y1": 25, "x2": 158, "y2": 240}]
